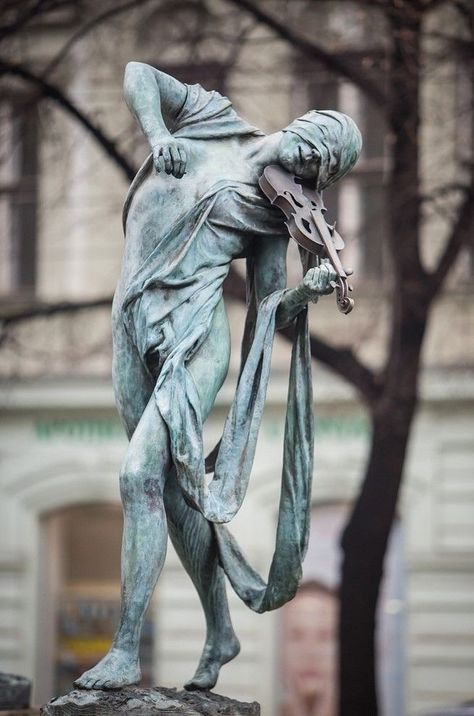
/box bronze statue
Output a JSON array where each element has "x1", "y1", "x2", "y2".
[{"x1": 74, "y1": 62, "x2": 361, "y2": 692}]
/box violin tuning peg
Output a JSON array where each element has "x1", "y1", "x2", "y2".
[{"x1": 345, "y1": 267, "x2": 354, "y2": 276}]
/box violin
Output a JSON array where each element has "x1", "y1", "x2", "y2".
[{"x1": 259, "y1": 165, "x2": 354, "y2": 314}]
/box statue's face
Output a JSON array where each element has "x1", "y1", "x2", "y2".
[{"x1": 278, "y1": 132, "x2": 321, "y2": 182}]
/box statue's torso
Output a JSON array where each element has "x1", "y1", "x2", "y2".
[{"x1": 119, "y1": 135, "x2": 261, "y2": 286}]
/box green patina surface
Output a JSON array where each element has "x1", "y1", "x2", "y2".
[{"x1": 70, "y1": 62, "x2": 362, "y2": 693}]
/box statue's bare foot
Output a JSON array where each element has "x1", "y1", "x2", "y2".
[
  {"x1": 184, "y1": 633, "x2": 240, "y2": 691},
  {"x1": 74, "y1": 647, "x2": 141, "y2": 690}
]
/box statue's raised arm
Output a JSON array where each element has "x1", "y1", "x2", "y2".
[{"x1": 124, "y1": 62, "x2": 188, "y2": 177}]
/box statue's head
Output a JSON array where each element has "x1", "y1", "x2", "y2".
[{"x1": 278, "y1": 110, "x2": 362, "y2": 189}]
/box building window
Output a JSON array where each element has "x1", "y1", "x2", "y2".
[{"x1": 0, "y1": 96, "x2": 39, "y2": 299}]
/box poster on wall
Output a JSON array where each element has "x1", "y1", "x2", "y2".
[{"x1": 278, "y1": 503, "x2": 404, "y2": 716}]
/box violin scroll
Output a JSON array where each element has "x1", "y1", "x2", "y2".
[{"x1": 333, "y1": 276, "x2": 354, "y2": 314}]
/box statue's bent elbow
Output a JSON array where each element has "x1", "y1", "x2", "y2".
[{"x1": 123, "y1": 61, "x2": 154, "y2": 100}]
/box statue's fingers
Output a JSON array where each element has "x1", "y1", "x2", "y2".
[
  {"x1": 178, "y1": 145, "x2": 187, "y2": 165},
  {"x1": 322, "y1": 263, "x2": 335, "y2": 278},
  {"x1": 162, "y1": 146, "x2": 172, "y2": 174},
  {"x1": 155, "y1": 153, "x2": 166, "y2": 173},
  {"x1": 324, "y1": 279, "x2": 335, "y2": 294},
  {"x1": 176, "y1": 147, "x2": 187, "y2": 177},
  {"x1": 321, "y1": 267, "x2": 334, "y2": 292},
  {"x1": 307, "y1": 266, "x2": 321, "y2": 283},
  {"x1": 316, "y1": 265, "x2": 330, "y2": 286},
  {"x1": 169, "y1": 145, "x2": 181, "y2": 175}
]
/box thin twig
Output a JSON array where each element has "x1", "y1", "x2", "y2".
[
  {"x1": 0, "y1": 58, "x2": 137, "y2": 182},
  {"x1": 224, "y1": 0, "x2": 388, "y2": 110}
]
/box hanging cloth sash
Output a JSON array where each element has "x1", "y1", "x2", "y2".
[{"x1": 211, "y1": 251, "x2": 315, "y2": 612}]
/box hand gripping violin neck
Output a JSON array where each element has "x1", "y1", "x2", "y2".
[{"x1": 259, "y1": 164, "x2": 354, "y2": 315}]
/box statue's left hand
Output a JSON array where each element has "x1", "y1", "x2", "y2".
[
  {"x1": 300, "y1": 259, "x2": 337, "y2": 302},
  {"x1": 151, "y1": 135, "x2": 187, "y2": 178}
]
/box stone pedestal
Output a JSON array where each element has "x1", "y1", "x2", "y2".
[
  {"x1": 40, "y1": 688, "x2": 260, "y2": 715},
  {"x1": 424, "y1": 706, "x2": 474, "y2": 716},
  {"x1": 0, "y1": 673, "x2": 32, "y2": 711}
]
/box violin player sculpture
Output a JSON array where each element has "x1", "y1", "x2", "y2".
[{"x1": 74, "y1": 63, "x2": 362, "y2": 694}]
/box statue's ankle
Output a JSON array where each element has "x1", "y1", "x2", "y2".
[{"x1": 111, "y1": 641, "x2": 138, "y2": 657}]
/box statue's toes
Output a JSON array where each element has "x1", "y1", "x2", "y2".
[
  {"x1": 74, "y1": 673, "x2": 96, "y2": 690},
  {"x1": 184, "y1": 668, "x2": 218, "y2": 691}
]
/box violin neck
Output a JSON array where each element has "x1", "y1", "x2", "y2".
[{"x1": 309, "y1": 208, "x2": 346, "y2": 278}]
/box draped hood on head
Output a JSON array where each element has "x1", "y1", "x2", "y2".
[{"x1": 283, "y1": 109, "x2": 362, "y2": 190}]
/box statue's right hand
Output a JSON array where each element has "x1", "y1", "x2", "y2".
[{"x1": 151, "y1": 136, "x2": 187, "y2": 178}]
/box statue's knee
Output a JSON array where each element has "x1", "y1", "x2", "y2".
[
  {"x1": 119, "y1": 463, "x2": 139, "y2": 503},
  {"x1": 120, "y1": 460, "x2": 163, "y2": 509}
]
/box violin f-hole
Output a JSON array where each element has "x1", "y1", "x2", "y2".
[{"x1": 301, "y1": 218, "x2": 312, "y2": 233}]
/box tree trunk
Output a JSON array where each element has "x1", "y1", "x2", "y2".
[
  {"x1": 339, "y1": 297, "x2": 427, "y2": 716},
  {"x1": 338, "y1": 8, "x2": 425, "y2": 715},
  {"x1": 338, "y1": 400, "x2": 414, "y2": 715}
]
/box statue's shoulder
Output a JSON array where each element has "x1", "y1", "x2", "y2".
[{"x1": 172, "y1": 82, "x2": 263, "y2": 142}]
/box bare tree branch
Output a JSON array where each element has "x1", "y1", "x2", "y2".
[
  {"x1": 2, "y1": 266, "x2": 380, "y2": 404},
  {"x1": 286, "y1": 323, "x2": 381, "y2": 404},
  {"x1": 43, "y1": 0, "x2": 155, "y2": 77},
  {"x1": 0, "y1": 297, "x2": 114, "y2": 325},
  {"x1": 428, "y1": 173, "x2": 474, "y2": 295},
  {"x1": 0, "y1": 0, "x2": 62, "y2": 42},
  {"x1": 0, "y1": 58, "x2": 136, "y2": 182},
  {"x1": 224, "y1": 0, "x2": 388, "y2": 109}
]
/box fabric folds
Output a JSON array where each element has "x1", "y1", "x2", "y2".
[{"x1": 120, "y1": 80, "x2": 315, "y2": 614}]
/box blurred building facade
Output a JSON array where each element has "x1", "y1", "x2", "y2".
[{"x1": 0, "y1": 2, "x2": 473, "y2": 714}]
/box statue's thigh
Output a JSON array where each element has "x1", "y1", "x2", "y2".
[
  {"x1": 187, "y1": 298, "x2": 231, "y2": 421},
  {"x1": 124, "y1": 392, "x2": 170, "y2": 484},
  {"x1": 112, "y1": 322, "x2": 154, "y2": 439}
]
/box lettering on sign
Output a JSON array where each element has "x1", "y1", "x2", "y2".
[{"x1": 35, "y1": 419, "x2": 126, "y2": 442}]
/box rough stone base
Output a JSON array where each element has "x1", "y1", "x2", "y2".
[
  {"x1": 0, "y1": 673, "x2": 32, "y2": 710},
  {"x1": 40, "y1": 688, "x2": 260, "y2": 716},
  {"x1": 425, "y1": 706, "x2": 474, "y2": 716}
]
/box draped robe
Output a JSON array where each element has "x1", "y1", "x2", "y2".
[{"x1": 118, "y1": 83, "x2": 315, "y2": 612}]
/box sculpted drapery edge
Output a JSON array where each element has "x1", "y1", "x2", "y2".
[
  {"x1": 116, "y1": 82, "x2": 317, "y2": 614},
  {"x1": 213, "y1": 256, "x2": 315, "y2": 613},
  {"x1": 121, "y1": 180, "x2": 316, "y2": 612}
]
